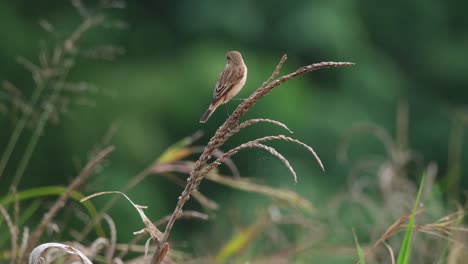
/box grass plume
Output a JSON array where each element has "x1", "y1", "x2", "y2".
[{"x1": 152, "y1": 56, "x2": 354, "y2": 262}]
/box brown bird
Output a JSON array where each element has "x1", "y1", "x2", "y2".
[{"x1": 200, "y1": 51, "x2": 247, "y2": 123}]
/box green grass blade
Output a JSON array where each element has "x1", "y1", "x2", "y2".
[
  {"x1": 396, "y1": 174, "x2": 426, "y2": 264},
  {"x1": 353, "y1": 228, "x2": 366, "y2": 264},
  {"x1": 0, "y1": 186, "x2": 105, "y2": 237}
]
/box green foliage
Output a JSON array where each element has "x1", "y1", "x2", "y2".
[
  {"x1": 397, "y1": 174, "x2": 425, "y2": 264},
  {"x1": 353, "y1": 228, "x2": 366, "y2": 264}
]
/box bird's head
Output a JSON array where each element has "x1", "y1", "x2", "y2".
[{"x1": 226, "y1": 51, "x2": 243, "y2": 65}]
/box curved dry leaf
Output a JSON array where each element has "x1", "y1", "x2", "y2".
[
  {"x1": 80, "y1": 191, "x2": 163, "y2": 242},
  {"x1": 29, "y1": 242, "x2": 93, "y2": 264}
]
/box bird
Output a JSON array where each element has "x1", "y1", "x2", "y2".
[{"x1": 199, "y1": 50, "x2": 247, "y2": 123}]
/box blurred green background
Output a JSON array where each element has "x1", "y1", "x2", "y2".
[{"x1": 1, "y1": 0, "x2": 467, "y2": 262}]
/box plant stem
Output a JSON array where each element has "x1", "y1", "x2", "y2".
[
  {"x1": 10, "y1": 103, "x2": 53, "y2": 187},
  {"x1": 11, "y1": 72, "x2": 68, "y2": 187},
  {"x1": 0, "y1": 83, "x2": 45, "y2": 180}
]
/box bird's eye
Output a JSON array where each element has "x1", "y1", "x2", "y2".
[{"x1": 227, "y1": 55, "x2": 231, "y2": 60}]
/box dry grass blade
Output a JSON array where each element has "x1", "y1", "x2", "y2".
[
  {"x1": 19, "y1": 227, "x2": 29, "y2": 262},
  {"x1": 411, "y1": 209, "x2": 468, "y2": 241},
  {"x1": 205, "y1": 173, "x2": 315, "y2": 213},
  {"x1": 154, "y1": 210, "x2": 209, "y2": 227},
  {"x1": 21, "y1": 145, "x2": 114, "y2": 262},
  {"x1": 103, "y1": 214, "x2": 117, "y2": 264},
  {"x1": 383, "y1": 241, "x2": 395, "y2": 264},
  {"x1": 79, "y1": 237, "x2": 109, "y2": 260},
  {"x1": 447, "y1": 239, "x2": 467, "y2": 264},
  {"x1": 81, "y1": 191, "x2": 171, "y2": 263},
  {"x1": 159, "y1": 145, "x2": 236, "y2": 177},
  {"x1": 151, "y1": 162, "x2": 220, "y2": 209},
  {"x1": 117, "y1": 210, "x2": 207, "y2": 260},
  {"x1": 81, "y1": 191, "x2": 164, "y2": 241},
  {"x1": 358, "y1": 208, "x2": 424, "y2": 263},
  {"x1": 0, "y1": 205, "x2": 18, "y2": 263},
  {"x1": 28, "y1": 242, "x2": 92, "y2": 264}
]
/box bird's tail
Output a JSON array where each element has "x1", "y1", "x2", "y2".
[{"x1": 200, "y1": 104, "x2": 215, "y2": 123}]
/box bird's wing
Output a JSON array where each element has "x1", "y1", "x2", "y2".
[{"x1": 213, "y1": 67, "x2": 244, "y2": 101}]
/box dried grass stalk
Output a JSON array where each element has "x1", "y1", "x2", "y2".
[
  {"x1": 227, "y1": 118, "x2": 294, "y2": 137},
  {"x1": 21, "y1": 146, "x2": 114, "y2": 261},
  {"x1": 151, "y1": 55, "x2": 354, "y2": 263}
]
